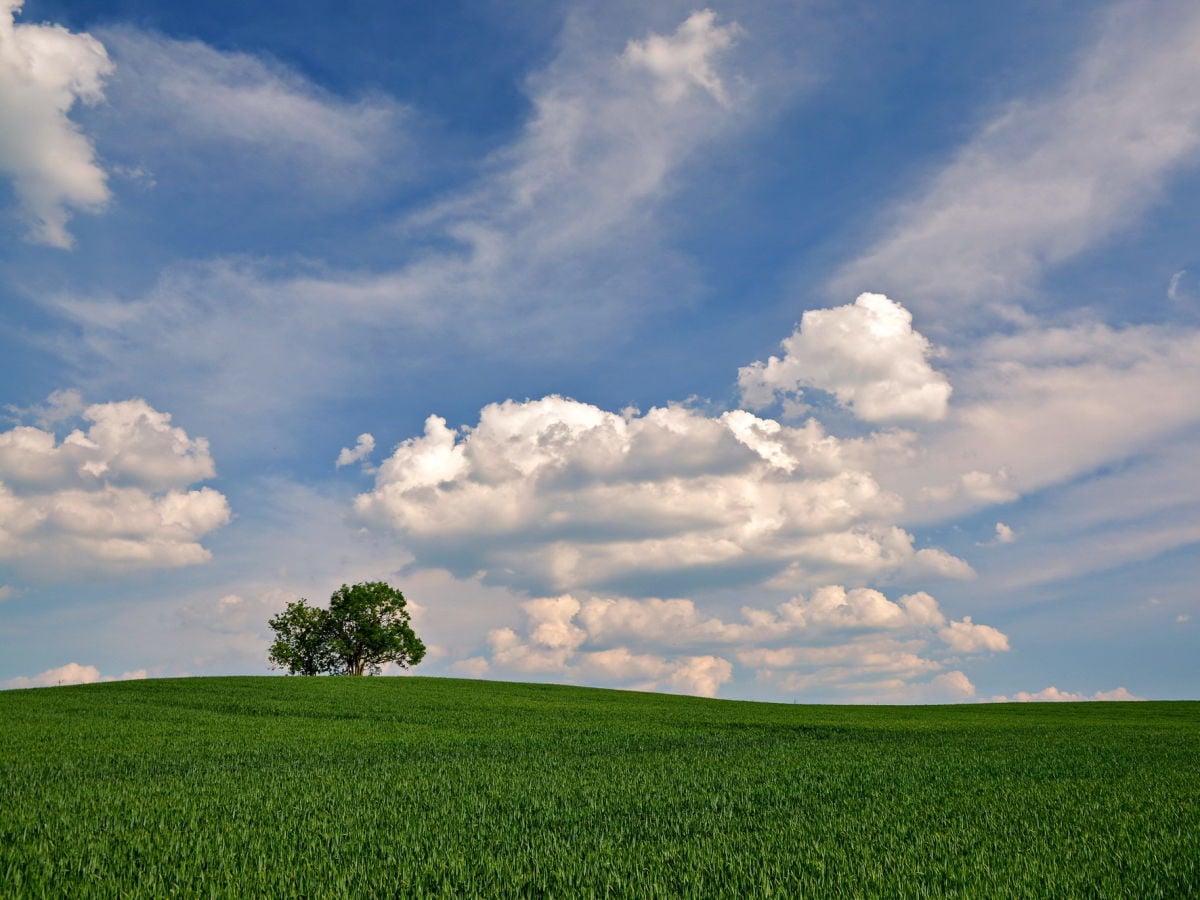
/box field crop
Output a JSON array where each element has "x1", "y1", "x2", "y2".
[{"x1": 1, "y1": 677, "x2": 1197, "y2": 897}]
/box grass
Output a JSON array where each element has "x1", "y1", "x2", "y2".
[{"x1": 1, "y1": 676, "x2": 1197, "y2": 897}]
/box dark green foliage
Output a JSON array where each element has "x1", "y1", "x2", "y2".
[
  {"x1": 1, "y1": 677, "x2": 1197, "y2": 897},
  {"x1": 267, "y1": 582, "x2": 425, "y2": 676},
  {"x1": 266, "y1": 599, "x2": 336, "y2": 676}
]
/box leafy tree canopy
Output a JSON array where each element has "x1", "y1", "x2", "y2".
[{"x1": 268, "y1": 582, "x2": 426, "y2": 676}]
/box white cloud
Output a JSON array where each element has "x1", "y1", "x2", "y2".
[
  {"x1": 825, "y1": 668, "x2": 978, "y2": 705},
  {"x1": 0, "y1": 396, "x2": 216, "y2": 490},
  {"x1": 94, "y1": 27, "x2": 408, "y2": 191},
  {"x1": 0, "y1": 395, "x2": 229, "y2": 578},
  {"x1": 887, "y1": 321, "x2": 1200, "y2": 524},
  {"x1": 931, "y1": 670, "x2": 976, "y2": 699},
  {"x1": 46, "y1": 11, "x2": 750, "y2": 433},
  {"x1": 336, "y1": 433, "x2": 375, "y2": 470},
  {"x1": 124, "y1": 478, "x2": 428, "y2": 675},
  {"x1": 1091, "y1": 687, "x2": 1142, "y2": 701},
  {"x1": 974, "y1": 432, "x2": 1200, "y2": 593},
  {"x1": 788, "y1": 585, "x2": 947, "y2": 630},
  {"x1": 994, "y1": 685, "x2": 1142, "y2": 702},
  {"x1": 739, "y1": 293, "x2": 951, "y2": 422},
  {"x1": 959, "y1": 471, "x2": 1018, "y2": 505},
  {"x1": 341, "y1": 293, "x2": 1198, "y2": 695},
  {"x1": 832, "y1": 1, "x2": 1200, "y2": 311},
  {"x1": 572, "y1": 587, "x2": 994, "y2": 647},
  {"x1": 740, "y1": 639, "x2": 944, "y2": 687},
  {"x1": 0, "y1": 661, "x2": 149, "y2": 690},
  {"x1": 728, "y1": 592, "x2": 1005, "y2": 700},
  {"x1": 483, "y1": 595, "x2": 734, "y2": 697},
  {"x1": 623, "y1": 9, "x2": 741, "y2": 107},
  {"x1": 578, "y1": 596, "x2": 742, "y2": 645},
  {"x1": 665, "y1": 654, "x2": 732, "y2": 697},
  {"x1": 1168, "y1": 270, "x2": 1186, "y2": 302},
  {"x1": 4, "y1": 388, "x2": 86, "y2": 428},
  {"x1": 0, "y1": 0, "x2": 112, "y2": 247},
  {"x1": 354, "y1": 396, "x2": 970, "y2": 595},
  {"x1": 472, "y1": 585, "x2": 1004, "y2": 700},
  {"x1": 451, "y1": 656, "x2": 490, "y2": 678},
  {"x1": 938, "y1": 616, "x2": 1010, "y2": 653}
]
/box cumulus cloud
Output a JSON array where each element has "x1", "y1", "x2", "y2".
[
  {"x1": 832, "y1": 1, "x2": 1200, "y2": 311},
  {"x1": 0, "y1": 661, "x2": 148, "y2": 690},
  {"x1": 938, "y1": 616, "x2": 1010, "y2": 653},
  {"x1": 731, "y1": 592, "x2": 1004, "y2": 699},
  {"x1": 993, "y1": 685, "x2": 1142, "y2": 702},
  {"x1": 353, "y1": 396, "x2": 970, "y2": 595},
  {"x1": 484, "y1": 595, "x2": 733, "y2": 697},
  {"x1": 451, "y1": 656, "x2": 490, "y2": 678},
  {"x1": 788, "y1": 585, "x2": 946, "y2": 630},
  {"x1": 816, "y1": 668, "x2": 979, "y2": 705},
  {"x1": 342, "y1": 292, "x2": 1200, "y2": 699},
  {"x1": 930, "y1": 670, "x2": 976, "y2": 699},
  {"x1": 738, "y1": 293, "x2": 951, "y2": 422},
  {"x1": 0, "y1": 0, "x2": 112, "y2": 247},
  {"x1": 472, "y1": 586, "x2": 1005, "y2": 699},
  {"x1": 0, "y1": 395, "x2": 229, "y2": 577},
  {"x1": 336, "y1": 433, "x2": 375, "y2": 470},
  {"x1": 4, "y1": 388, "x2": 86, "y2": 428}
]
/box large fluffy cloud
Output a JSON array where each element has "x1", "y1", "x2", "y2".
[
  {"x1": 738, "y1": 292, "x2": 952, "y2": 422},
  {"x1": 353, "y1": 396, "x2": 970, "y2": 595},
  {"x1": 351, "y1": 289, "x2": 1200, "y2": 698},
  {"x1": 0, "y1": 396, "x2": 229, "y2": 577},
  {"x1": 466, "y1": 585, "x2": 1006, "y2": 699},
  {"x1": 482, "y1": 596, "x2": 734, "y2": 698},
  {"x1": 0, "y1": 0, "x2": 111, "y2": 247}
]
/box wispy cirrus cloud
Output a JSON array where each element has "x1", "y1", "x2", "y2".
[
  {"x1": 92, "y1": 26, "x2": 411, "y2": 200},
  {"x1": 831, "y1": 0, "x2": 1200, "y2": 314},
  {"x1": 882, "y1": 320, "x2": 1200, "y2": 524},
  {"x1": 46, "y1": 10, "x2": 751, "y2": 437}
]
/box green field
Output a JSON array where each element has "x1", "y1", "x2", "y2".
[{"x1": 1, "y1": 677, "x2": 1197, "y2": 897}]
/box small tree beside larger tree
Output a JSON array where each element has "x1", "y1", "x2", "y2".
[{"x1": 267, "y1": 582, "x2": 426, "y2": 676}]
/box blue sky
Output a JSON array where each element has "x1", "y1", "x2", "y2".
[{"x1": 1, "y1": 0, "x2": 1197, "y2": 701}]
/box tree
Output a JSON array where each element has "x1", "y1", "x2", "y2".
[
  {"x1": 267, "y1": 599, "x2": 336, "y2": 676},
  {"x1": 267, "y1": 582, "x2": 426, "y2": 676}
]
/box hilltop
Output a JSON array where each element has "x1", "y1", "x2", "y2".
[{"x1": 2, "y1": 677, "x2": 1197, "y2": 896}]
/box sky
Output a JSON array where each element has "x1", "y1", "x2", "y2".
[{"x1": 1, "y1": 0, "x2": 1197, "y2": 702}]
